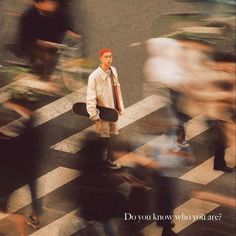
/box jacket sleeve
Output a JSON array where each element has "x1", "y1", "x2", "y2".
[{"x1": 86, "y1": 75, "x2": 100, "y2": 121}]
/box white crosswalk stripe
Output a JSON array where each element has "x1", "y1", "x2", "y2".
[
  {"x1": 28, "y1": 195, "x2": 220, "y2": 235},
  {"x1": 142, "y1": 198, "x2": 219, "y2": 235},
  {"x1": 33, "y1": 87, "x2": 87, "y2": 127},
  {"x1": 0, "y1": 88, "x2": 234, "y2": 236},
  {"x1": 0, "y1": 74, "x2": 33, "y2": 104},
  {"x1": 0, "y1": 167, "x2": 80, "y2": 221},
  {"x1": 26, "y1": 115, "x2": 234, "y2": 235},
  {"x1": 115, "y1": 114, "x2": 209, "y2": 168},
  {"x1": 0, "y1": 86, "x2": 87, "y2": 135},
  {"x1": 184, "y1": 115, "x2": 209, "y2": 141},
  {"x1": 51, "y1": 95, "x2": 167, "y2": 154},
  {"x1": 30, "y1": 210, "x2": 84, "y2": 236},
  {"x1": 180, "y1": 146, "x2": 235, "y2": 184}
]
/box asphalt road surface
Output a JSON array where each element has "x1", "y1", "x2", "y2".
[{"x1": 0, "y1": 1, "x2": 235, "y2": 236}]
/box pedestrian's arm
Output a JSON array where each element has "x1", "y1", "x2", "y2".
[
  {"x1": 86, "y1": 77, "x2": 100, "y2": 121},
  {"x1": 192, "y1": 191, "x2": 236, "y2": 208},
  {"x1": 3, "y1": 101, "x2": 32, "y2": 119},
  {"x1": 66, "y1": 30, "x2": 82, "y2": 40},
  {"x1": 186, "y1": 85, "x2": 234, "y2": 102},
  {"x1": 114, "y1": 151, "x2": 162, "y2": 170}
]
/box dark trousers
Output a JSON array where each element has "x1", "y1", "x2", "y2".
[
  {"x1": 100, "y1": 135, "x2": 117, "y2": 161},
  {"x1": 29, "y1": 45, "x2": 58, "y2": 80},
  {"x1": 0, "y1": 127, "x2": 42, "y2": 215},
  {"x1": 169, "y1": 90, "x2": 189, "y2": 143},
  {"x1": 208, "y1": 120, "x2": 227, "y2": 169},
  {"x1": 152, "y1": 171, "x2": 174, "y2": 227}
]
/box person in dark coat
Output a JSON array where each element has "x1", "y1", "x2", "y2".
[{"x1": 18, "y1": 0, "x2": 80, "y2": 80}]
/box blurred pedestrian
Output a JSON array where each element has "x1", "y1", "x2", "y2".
[
  {"x1": 143, "y1": 38, "x2": 191, "y2": 151},
  {"x1": 0, "y1": 101, "x2": 42, "y2": 230},
  {"x1": 77, "y1": 132, "x2": 130, "y2": 236},
  {"x1": 18, "y1": 0, "x2": 81, "y2": 81},
  {"x1": 176, "y1": 39, "x2": 234, "y2": 172},
  {"x1": 113, "y1": 137, "x2": 182, "y2": 236}
]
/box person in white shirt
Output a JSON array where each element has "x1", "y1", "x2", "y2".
[{"x1": 87, "y1": 48, "x2": 125, "y2": 169}]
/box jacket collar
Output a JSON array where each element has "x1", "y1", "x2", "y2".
[{"x1": 98, "y1": 66, "x2": 113, "y2": 80}]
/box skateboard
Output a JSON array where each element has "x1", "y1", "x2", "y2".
[{"x1": 72, "y1": 102, "x2": 119, "y2": 122}]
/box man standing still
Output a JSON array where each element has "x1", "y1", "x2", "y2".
[{"x1": 86, "y1": 48, "x2": 125, "y2": 169}]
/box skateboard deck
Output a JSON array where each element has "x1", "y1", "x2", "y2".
[{"x1": 73, "y1": 102, "x2": 119, "y2": 122}]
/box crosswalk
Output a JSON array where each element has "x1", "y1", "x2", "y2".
[
  {"x1": 51, "y1": 95, "x2": 167, "y2": 154},
  {"x1": 0, "y1": 79, "x2": 235, "y2": 236},
  {"x1": 180, "y1": 147, "x2": 235, "y2": 185},
  {"x1": 142, "y1": 198, "x2": 220, "y2": 235},
  {"x1": 30, "y1": 210, "x2": 84, "y2": 236},
  {"x1": 0, "y1": 167, "x2": 80, "y2": 221}
]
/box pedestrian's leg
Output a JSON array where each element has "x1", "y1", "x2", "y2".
[
  {"x1": 107, "y1": 122, "x2": 120, "y2": 161},
  {"x1": 96, "y1": 120, "x2": 110, "y2": 138},
  {"x1": 103, "y1": 220, "x2": 116, "y2": 236},
  {"x1": 152, "y1": 171, "x2": 174, "y2": 228},
  {"x1": 30, "y1": 181, "x2": 42, "y2": 215},
  {"x1": 213, "y1": 121, "x2": 232, "y2": 172},
  {"x1": 169, "y1": 90, "x2": 189, "y2": 144},
  {"x1": 42, "y1": 51, "x2": 58, "y2": 81},
  {"x1": 95, "y1": 121, "x2": 120, "y2": 169},
  {"x1": 107, "y1": 134, "x2": 118, "y2": 161}
]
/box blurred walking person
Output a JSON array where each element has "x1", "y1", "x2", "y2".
[
  {"x1": 0, "y1": 101, "x2": 42, "y2": 232},
  {"x1": 18, "y1": 0, "x2": 81, "y2": 81}
]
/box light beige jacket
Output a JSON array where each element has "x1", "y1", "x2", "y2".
[{"x1": 86, "y1": 66, "x2": 125, "y2": 121}]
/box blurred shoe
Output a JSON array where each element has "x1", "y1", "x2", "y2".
[
  {"x1": 27, "y1": 216, "x2": 40, "y2": 229},
  {"x1": 178, "y1": 141, "x2": 189, "y2": 148},
  {"x1": 171, "y1": 141, "x2": 190, "y2": 152},
  {"x1": 214, "y1": 166, "x2": 233, "y2": 173},
  {"x1": 104, "y1": 159, "x2": 121, "y2": 170},
  {"x1": 170, "y1": 146, "x2": 181, "y2": 152},
  {"x1": 182, "y1": 158, "x2": 194, "y2": 166}
]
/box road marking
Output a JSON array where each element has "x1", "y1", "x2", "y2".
[
  {"x1": 30, "y1": 197, "x2": 219, "y2": 235},
  {"x1": 0, "y1": 167, "x2": 80, "y2": 221},
  {"x1": 30, "y1": 210, "x2": 85, "y2": 236},
  {"x1": 0, "y1": 87, "x2": 87, "y2": 135},
  {"x1": 142, "y1": 198, "x2": 219, "y2": 235},
  {"x1": 172, "y1": 198, "x2": 219, "y2": 232},
  {"x1": 0, "y1": 88, "x2": 12, "y2": 103},
  {"x1": 180, "y1": 146, "x2": 235, "y2": 185},
  {"x1": 33, "y1": 87, "x2": 87, "y2": 127},
  {"x1": 115, "y1": 135, "x2": 166, "y2": 167},
  {"x1": 0, "y1": 81, "x2": 22, "y2": 104},
  {"x1": 184, "y1": 115, "x2": 208, "y2": 141},
  {"x1": 29, "y1": 183, "x2": 131, "y2": 235},
  {"x1": 116, "y1": 115, "x2": 235, "y2": 185},
  {"x1": 142, "y1": 224, "x2": 163, "y2": 236},
  {"x1": 115, "y1": 114, "x2": 207, "y2": 167},
  {"x1": 30, "y1": 122, "x2": 228, "y2": 235},
  {"x1": 0, "y1": 74, "x2": 40, "y2": 104},
  {"x1": 51, "y1": 95, "x2": 167, "y2": 154}
]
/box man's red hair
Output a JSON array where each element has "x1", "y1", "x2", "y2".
[{"x1": 99, "y1": 48, "x2": 112, "y2": 57}]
